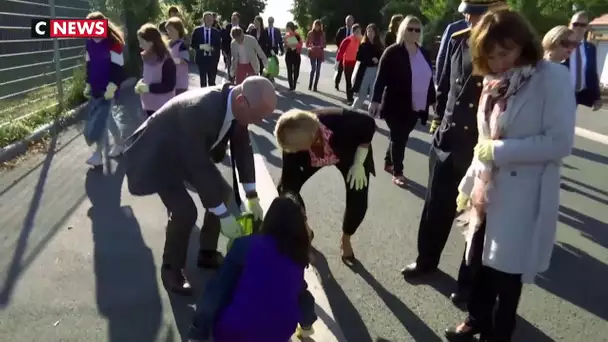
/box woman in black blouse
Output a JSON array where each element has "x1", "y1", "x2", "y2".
[
  {"x1": 369, "y1": 15, "x2": 435, "y2": 187},
  {"x1": 275, "y1": 107, "x2": 376, "y2": 264},
  {"x1": 351, "y1": 23, "x2": 384, "y2": 110},
  {"x1": 384, "y1": 14, "x2": 403, "y2": 47},
  {"x1": 251, "y1": 16, "x2": 271, "y2": 75}
]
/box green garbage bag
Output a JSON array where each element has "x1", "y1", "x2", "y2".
[
  {"x1": 226, "y1": 212, "x2": 262, "y2": 251},
  {"x1": 266, "y1": 56, "x2": 279, "y2": 77}
]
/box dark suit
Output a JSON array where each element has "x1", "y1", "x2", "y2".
[
  {"x1": 435, "y1": 19, "x2": 468, "y2": 85},
  {"x1": 192, "y1": 25, "x2": 222, "y2": 87},
  {"x1": 267, "y1": 26, "x2": 284, "y2": 55},
  {"x1": 416, "y1": 28, "x2": 483, "y2": 295},
  {"x1": 250, "y1": 28, "x2": 272, "y2": 74},
  {"x1": 564, "y1": 41, "x2": 601, "y2": 107},
  {"x1": 334, "y1": 26, "x2": 352, "y2": 87},
  {"x1": 124, "y1": 84, "x2": 255, "y2": 269},
  {"x1": 221, "y1": 23, "x2": 246, "y2": 68}
]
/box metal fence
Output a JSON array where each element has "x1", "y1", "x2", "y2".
[{"x1": 0, "y1": 0, "x2": 92, "y2": 128}]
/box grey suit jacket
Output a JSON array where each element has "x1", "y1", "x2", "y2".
[{"x1": 124, "y1": 84, "x2": 255, "y2": 209}]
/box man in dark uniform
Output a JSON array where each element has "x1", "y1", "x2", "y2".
[{"x1": 401, "y1": 0, "x2": 508, "y2": 306}]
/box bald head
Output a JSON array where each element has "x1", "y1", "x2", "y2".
[{"x1": 233, "y1": 76, "x2": 277, "y2": 124}]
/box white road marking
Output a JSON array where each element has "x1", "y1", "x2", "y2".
[{"x1": 575, "y1": 127, "x2": 608, "y2": 145}]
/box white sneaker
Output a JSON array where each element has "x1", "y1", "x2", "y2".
[
  {"x1": 108, "y1": 144, "x2": 124, "y2": 158},
  {"x1": 86, "y1": 151, "x2": 103, "y2": 167}
]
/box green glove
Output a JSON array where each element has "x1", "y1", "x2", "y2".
[
  {"x1": 134, "y1": 80, "x2": 149, "y2": 94},
  {"x1": 474, "y1": 140, "x2": 495, "y2": 162},
  {"x1": 456, "y1": 192, "x2": 470, "y2": 212},
  {"x1": 346, "y1": 146, "x2": 369, "y2": 191},
  {"x1": 245, "y1": 197, "x2": 264, "y2": 221},
  {"x1": 104, "y1": 82, "x2": 117, "y2": 100},
  {"x1": 429, "y1": 119, "x2": 441, "y2": 134},
  {"x1": 219, "y1": 215, "x2": 242, "y2": 239},
  {"x1": 83, "y1": 83, "x2": 91, "y2": 99}
]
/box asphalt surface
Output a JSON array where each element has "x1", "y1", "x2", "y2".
[{"x1": 0, "y1": 50, "x2": 607, "y2": 342}]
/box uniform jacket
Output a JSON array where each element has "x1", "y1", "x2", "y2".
[
  {"x1": 124, "y1": 84, "x2": 255, "y2": 210},
  {"x1": 434, "y1": 28, "x2": 484, "y2": 173},
  {"x1": 459, "y1": 61, "x2": 576, "y2": 282},
  {"x1": 230, "y1": 35, "x2": 268, "y2": 77},
  {"x1": 435, "y1": 19, "x2": 468, "y2": 85}
]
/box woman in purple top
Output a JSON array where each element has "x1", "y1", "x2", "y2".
[
  {"x1": 188, "y1": 193, "x2": 317, "y2": 342},
  {"x1": 368, "y1": 15, "x2": 435, "y2": 187},
  {"x1": 83, "y1": 11, "x2": 126, "y2": 167},
  {"x1": 165, "y1": 17, "x2": 190, "y2": 95},
  {"x1": 135, "y1": 24, "x2": 177, "y2": 117}
]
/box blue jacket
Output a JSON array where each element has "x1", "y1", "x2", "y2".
[
  {"x1": 435, "y1": 19, "x2": 468, "y2": 85},
  {"x1": 564, "y1": 41, "x2": 601, "y2": 107}
]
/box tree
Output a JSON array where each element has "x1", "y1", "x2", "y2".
[{"x1": 198, "y1": 0, "x2": 267, "y2": 26}]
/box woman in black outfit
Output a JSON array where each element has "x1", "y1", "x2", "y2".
[
  {"x1": 284, "y1": 21, "x2": 303, "y2": 91},
  {"x1": 275, "y1": 107, "x2": 376, "y2": 265},
  {"x1": 369, "y1": 15, "x2": 434, "y2": 187},
  {"x1": 251, "y1": 16, "x2": 271, "y2": 75},
  {"x1": 351, "y1": 23, "x2": 384, "y2": 110},
  {"x1": 384, "y1": 14, "x2": 403, "y2": 47}
]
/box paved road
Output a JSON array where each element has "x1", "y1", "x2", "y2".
[{"x1": 0, "y1": 52, "x2": 606, "y2": 342}]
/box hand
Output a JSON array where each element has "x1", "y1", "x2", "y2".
[
  {"x1": 429, "y1": 119, "x2": 441, "y2": 134},
  {"x1": 245, "y1": 197, "x2": 264, "y2": 221},
  {"x1": 372, "y1": 57, "x2": 378, "y2": 64},
  {"x1": 219, "y1": 215, "x2": 243, "y2": 239},
  {"x1": 456, "y1": 192, "x2": 470, "y2": 212},
  {"x1": 134, "y1": 80, "x2": 149, "y2": 94},
  {"x1": 592, "y1": 100, "x2": 602, "y2": 111},
  {"x1": 104, "y1": 82, "x2": 117, "y2": 100},
  {"x1": 333, "y1": 62, "x2": 339, "y2": 71},
  {"x1": 368, "y1": 102, "x2": 380, "y2": 117},
  {"x1": 173, "y1": 57, "x2": 181, "y2": 64},
  {"x1": 346, "y1": 146, "x2": 369, "y2": 190},
  {"x1": 83, "y1": 83, "x2": 91, "y2": 99},
  {"x1": 474, "y1": 140, "x2": 495, "y2": 162}
]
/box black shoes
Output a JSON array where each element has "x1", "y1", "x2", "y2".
[
  {"x1": 450, "y1": 291, "x2": 469, "y2": 308},
  {"x1": 161, "y1": 266, "x2": 192, "y2": 296},
  {"x1": 400, "y1": 262, "x2": 438, "y2": 278},
  {"x1": 444, "y1": 325, "x2": 480, "y2": 341},
  {"x1": 197, "y1": 250, "x2": 224, "y2": 269}
]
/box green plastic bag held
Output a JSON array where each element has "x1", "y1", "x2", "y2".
[
  {"x1": 266, "y1": 56, "x2": 279, "y2": 77},
  {"x1": 226, "y1": 213, "x2": 262, "y2": 251}
]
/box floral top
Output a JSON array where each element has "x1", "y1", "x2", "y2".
[{"x1": 309, "y1": 123, "x2": 340, "y2": 167}]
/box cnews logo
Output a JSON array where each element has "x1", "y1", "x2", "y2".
[{"x1": 31, "y1": 19, "x2": 108, "y2": 38}]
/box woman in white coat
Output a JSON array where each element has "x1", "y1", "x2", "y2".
[{"x1": 445, "y1": 10, "x2": 576, "y2": 342}]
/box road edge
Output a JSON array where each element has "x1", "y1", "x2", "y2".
[
  {"x1": 0, "y1": 77, "x2": 137, "y2": 164},
  {"x1": 236, "y1": 134, "x2": 347, "y2": 342}
]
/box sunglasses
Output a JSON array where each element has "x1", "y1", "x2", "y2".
[
  {"x1": 560, "y1": 40, "x2": 578, "y2": 49},
  {"x1": 571, "y1": 22, "x2": 587, "y2": 28},
  {"x1": 407, "y1": 27, "x2": 421, "y2": 33}
]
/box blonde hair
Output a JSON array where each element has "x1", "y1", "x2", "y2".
[
  {"x1": 274, "y1": 110, "x2": 320, "y2": 153},
  {"x1": 542, "y1": 25, "x2": 572, "y2": 51},
  {"x1": 396, "y1": 15, "x2": 422, "y2": 45}
]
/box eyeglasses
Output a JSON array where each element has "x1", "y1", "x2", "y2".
[
  {"x1": 407, "y1": 27, "x2": 421, "y2": 33},
  {"x1": 571, "y1": 22, "x2": 587, "y2": 28}
]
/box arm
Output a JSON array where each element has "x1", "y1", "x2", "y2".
[
  {"x1": 371, "y1": 47, "x2": 390, "y2": 103},
  {"x1": 178, "y1": 41, "x2": 190, "y2": 63},
  {"x1": 434, "y1": 39, "x2": 454, "y2": 121},
  {"x1": 295, "y1": 34, "x2": 303, "y2": 51},
  {"x1": 335, "y1": 28, "x2": 343, "y2": 47},
  {"x1": 231, "y1": 122, "x2": 256, "y2": 189},
  {"x1": 587, "y1": 43, "x2": 601, "y2": 102},
  {"x1": 188, "y1": 237, "x2": 249, "y2": 340},
  {"x1": 321, "y1": 33, "x2": 326, "y2": 48},
  {"x1": 435, "y1": 24, "x2": 453, "y2": 85},
  {"x1": 277, "y1": 28, "x2": 284, "y2": 54},
  {"x1": 108, "y1": 42, "x2": 125, "y2": 87},
  {"x1": 253, "y1": 38, "x2": 269, "y2": 67},
  {"x1": 190, "y1": 27, "x2": 200, "y2": 50},
  {"x1": 230, "y1": 40, "x2": 237, "y2": 76},
  {"x1": 493, "y1": 66, "x2": 576, "y2": 166},
  {"x1": 335, "y1": 39, "x2": 350, "y2": 63},
  {"x1": 277, "y1": 152, "x2": 307, "y2": 195},
  {"x1": 148, "y1": 57, "x2": 176, "y2": 93},
  {"x1": 305, "y1": 32, "x2": 313, "y2": 48}
]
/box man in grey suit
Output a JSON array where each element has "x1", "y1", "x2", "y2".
[{"x1": 124, "y1": 76, "x2": 277, "y2": 295}]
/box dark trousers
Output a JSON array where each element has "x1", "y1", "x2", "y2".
[
  {"x1": 278, "y1": 163, "x2": 369, "y2": 236},
  {"x1": 466, "y1": 265, "x2": 523, "y2": 341},
  {"x1": 299, "y1": 281, "x2": 318, "y2": 327},
  {"x1": 197, "y1": 58, "x2": 218, "y2": 87},
  {"x1": 309, "y1": 58, "x2": 322, "y2": 89},
  {"x1": 343, "y1": 63, "x2": 355, "y2": 102},
  {"x1": 176, "y1": 88, "x2": 187, "y2": 95},
  {"x1": 384, "y1": 114, "x2": 419, "y2": 176},
  {"x1": 416, "y1": 147, "x2": 476, "y2": 293},
  {"x1": 157, "y1": 182, "x2": 224, "y2": 269},
  {"x1": 334, "y1": 62, "x2": 343, "y2": 86},
  {"x1": 285, "y1": 51, "x2": 301, "y2": 90}
]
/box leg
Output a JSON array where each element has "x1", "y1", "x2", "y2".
[
  {"x1": 452, "y1": 222, "x2": 486, "y2": 306},
  {"x1": 207, "y1": 60, "x2": 218, "y2": 86},
  {"x1": 384, "y1": 115, "x2": 407, "y2": 178},
  {"x1": 338, "y1": 165, "x2": 369, "y2": 263},
  {"x1": 197, "y1": 61, "x2": 208, "y2": 87},
  {"x1": 158, "y1": 183, "x2": 196, "y2": 295},
  {"x1": 313, "y1": 59, "x2": 322, "y2": 90},
  {"x1": 493, "y1": 271, "x2": 523, "y2": 341},
  {"x1": 344, "y1": 64, "x2": 354, "y2": 102},
  {"x1": 285, "y1": 54, "x2": 294, "y2": 89},
  {"x1": 299, "y1": 281, "x2": 318, "y2": 328},
  {"x1": 334, "y1": 62, "x2": 343, "y2": 89},
  {"x1": 294, "y1": 55, "x2": 301, "y2": 86},
  {"x1": 197, "y1": 176, "x2": 231, "y2": 269},
  {"x1": 308, "y1": 58, "x2": 316, "y2": 90}
]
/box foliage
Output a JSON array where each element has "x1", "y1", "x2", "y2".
[
  {"x1": 158, "y1": 1, "x2": 198, "y2": 33},
  {"x1": 198, "y1": 0, "x2": 267, "y2": 27}
]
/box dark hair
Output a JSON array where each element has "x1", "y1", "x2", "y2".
[
  {"x1": 351, "y1": 23, "x2": 361, "y2": 34},
  {"x1": 254, "y1": 15, "x2": 265, "y2": 31},
  {"x1": 389, "y1": 14, "x2": 404, "y2": 34},
  {"x1": 470, "y1": 9, "x2": 543, "y2": 76},
  {"x1": 165, "y1": 17, "x2": 186, "y2": 38},
  {"x1": 137, "y1": 23, "x2": 170, "y2": 61},
  {"x1": 86, "y1": 11, "x2": 124, "y2": 46},
  {"x1": 260, "y1": 193, "x2": 310, "y2": 267},
  {"x1": 231, "y1": 12, "x2": 240, "y2": 19},
  {"x1": 312, "y1": 19, "x2": 323, "y2": 31},
  {"x1": 167, "y1": 6, "x2": 179, "y2": 15},
  {"x1": 286, "y1": 21, "x2": 296, "y2": 32},
  {"x1": 362, "y1": 23, "x2": 384, "y2": 48}
]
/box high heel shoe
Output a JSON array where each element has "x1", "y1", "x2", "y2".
[
  {"x1": 444, "y1": 324, "x2": 480, "y2": 341},
  {"x1": 340, "y1": 238, "x2": 356, "y2": 266}
]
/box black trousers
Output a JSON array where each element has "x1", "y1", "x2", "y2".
[
  {"x1": 343, "y1": 64, "x2": 355, "y2": 102},
  {"x1": 278, "y1": 163, "x2": 369, "y2": 235},
  {"x1": 384, "y1": 114, "x2": 419, "y2": 176},
  {"x1": 466, "y1": 265, "x2": 523, "y2": 341},
  {"x1": 334, "y1": 62, "x2": 343, "y2": 86},
  {"x1": 285, "y1": 51, "x2": 301, "y2": 90},
  {"x1": 197, "y1": 58, "x2": 218, "y2": 87},
  {"x1": 157, "y1": 180, "x2": 228, "y2": 269},
  {"x1": 145, "y1": 110, "x2": 155, "y2": 117}
]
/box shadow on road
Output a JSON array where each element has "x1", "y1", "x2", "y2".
[
  {"x1": 571, "y1": 147, "x2": 608, "y2": 165},
  {"x1": 535, "y1": 241, "x2": 608, "y2": 322},
  {"x1": 311, "y1": 247, "x2": 373, "y2": 342},
  {"x1": 85, "y1": 162, "x2": 163, "y2": 342}
]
